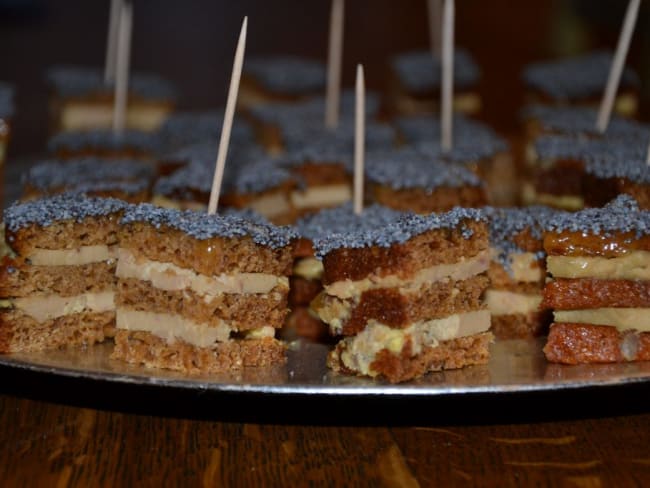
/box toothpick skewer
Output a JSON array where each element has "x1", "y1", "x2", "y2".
[
  {"x1": 440, "y1": 0, "x2": 454, "y2": 152},
  {"x1": 354, "y1": 64, "x2": 365, "y2": 216},
  {"x1": 645, "y1": 139, "x2": 650, "y2": 166},
  {"x1": 427, "y1": 0, "x2": 442, "y2": 58},
  {"x1": 112, "y1": 0, "x2": 132, "y2": 134},
  {"x1": 596, "y1": 0, "x2": 640, "y2": 133},
  {"x1": 104, "y1": 0, "x2": 121, "y2": 83},
  {"x1": 325, "y1": 0, "x2": 345, "y2": 129},
  {"x1": 208, "y1": 17, "x2": 248, "y2": 215}
]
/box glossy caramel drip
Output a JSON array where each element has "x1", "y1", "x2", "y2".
[{"x1": 544, "y1": 230, "x2": 650, "y2": 257}]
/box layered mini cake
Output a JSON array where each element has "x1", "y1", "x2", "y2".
[
  {"x1": 485, "y1": 206, "x2": 554, "y2": 339},
  {"x1": 366, "y1": 148, "x2": 487, "y2": 213},
  {"x1": 288, "y1": 204, "x2": 405, "y2": 343},
  {"x1": 112, "y1": 204, "x2": 296, "y2": 373},
  {"x1": 522, "y1": 51, "x2": 639, "y2": 117},
  {"x1": 239, "y1": 56, "x2": 325, "y2": 110},
  {"x1": 22, "y1": 158, "x2": 155, "y2": 203},
  {"x1": 542, "y1": 196, "x2": 650, "y2": 364},
  {"x1": 47, "y1": 66, "x2": 177, "y2": 133},
  {"x1": 0, "y1": 194, "x2": 127, "y2": 352},
  {"x1": 311, "y1": 208, "x2": 492, "y2": 383},
  {"x1": 398, "y1": 115, "x2": 514, "y2": 206},
  {"x1": 48, "y1": 129, "x2": 160, "y2": 161},
  {"x1": 387, "y1": 49, "x2": 481, "y2": 116}
]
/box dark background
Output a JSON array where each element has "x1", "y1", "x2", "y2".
[{"x1": 1, "y1": 0, "x2": 649, "y2": 157}]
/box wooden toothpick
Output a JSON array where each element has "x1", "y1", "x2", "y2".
[
  {"x1": 112, "y1": 0, "x2": 132, "y2": 134},
  {"x1": 325, "y1": 0, "x2": 344, "y2": 130},
  {"x1": 427, "y1": 0, "x2": 442, "y2": 58},
  {"x1": 645, "y1": 139, "x2": 650, "y2": 166},
  {"x1": 596, "y1": 0, "x2": 640, "y2": 133},
  {"x1": 441, "y1": 0, "x2": 454, "y2": 153},
  {"x1": 354, "y1": 64, "x2": 365, "y2": 216},
  {"x1": 207, "y1": 17, "x2": 248, "y2": 215},
  {"x1": 104, "y1": 0, "x2": 121, "y2": 83}
]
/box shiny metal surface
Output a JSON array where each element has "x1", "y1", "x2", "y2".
[{"x1": 0, "y1": 339, "x2": 649, "y2": 397}]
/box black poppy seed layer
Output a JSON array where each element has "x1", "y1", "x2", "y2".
[
  {"x1": 249, "y1": 89, "x2": 380, "y2": 126},
  {"x1": 365, "y1": 148, "x2": 483, "y2": 190},
  {"x1": 391, "y1": 49, "x2": 480, "y2": 94},
  {"x1": 121, "y1": 203, "x2": 296, "y2": 248},
  {"x1": 533, "y1": 135, "x2": 614, "y2": 161},
  {"x1": 244, "y1": 56, "x2": 326, "y2": 94},
  {"x1": 4, "y1": 193, "x2": 128, "y2": 232},
  {"x1": 584, "y1": 152, "x2": 650, "y2": 183},
  {"x1": 47, "y1": 66, "x2": 177, "y2": 100},
  {"x1": 283, "y1": 145, "x2": 353, "y2": 172},
  {"x1": 47, "y1": 130, "x2": 160, "y2": 153},
  {"x1": 161, "y1": 140, "x2": 266, "y2": 168},
  {"x1": 23, "y1": 158, "x2": 155, "y2": 191},
  {"x1": 156, "y1": 110, "x2": 254, "y2": 154},
  {"x1": 523, "y1": 51, "x2": 639, "y2": 100},
  {"x1": 522, "y1": 105, "x2": 648, "y2": 138},
  {"x1": 0, "y1": 81, "x2": 15, "y2": 118},
  {"x1": 65, "y1": 179, "x2": 150, "y2": 196},
  {"x1": 294, "y1": 203, "x2": 407, "y2": 242},
  {"x1": 312, "y1": 206, "x2": 486, "y2": 258},
  {"x1": 544, "y1": 194, "x2": 650, "y2": 236}
]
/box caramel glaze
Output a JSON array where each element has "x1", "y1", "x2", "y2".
[
  {"x1": 543, "y1": 278, "x2": 650, "y2": 310},
  {"x1": 543, "y1": 231, "x2": 650, "y2": 257}
]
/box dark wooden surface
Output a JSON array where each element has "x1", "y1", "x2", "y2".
[{"x1": 0, "y1": 385, "x2": 649, "y2": 486}]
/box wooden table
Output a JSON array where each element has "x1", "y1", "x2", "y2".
[{"x1": 0, "y1": 369, "x2": 648, "y2": 487}]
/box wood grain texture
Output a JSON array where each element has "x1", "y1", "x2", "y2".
[{"x1": 0, "y1": 394, "x2": 649, "y2": 487}]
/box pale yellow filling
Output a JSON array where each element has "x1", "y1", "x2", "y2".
[
  {"x1": 28, "y1": 245, "x2": 117, "y2": 266},
  {"x1": 324, "y1": 249, "x2": 490, "y2": 300},
  {"x1": 116, "y1": 248, "x2": 287, "y2": 295},
  {"x1": 547, "y1": 251, "x2": 650, "y2": 280},
  {"x1": 491, "y1": 248, "x2": 543, "y2": 282},
  {"x1": 485, "y1": 290, "x2": 542, "y2": 315},
  {"x1": 12, "y1": 291, "x2": 115, "y2": 323},
  {"x1": 247, "y1": 192, "x2": 292, "y2": 219},
  {"x1": 521, "y1": 184, "x2": 584, "y2": 211},
  {"x1": 60, "y1": 103, "x2": 171, "y2": 132},
  {"x1": 554, "y1": 308, "x2": 650, "y2": 332},
  {"x1": 615, "y1": 93, "x2": 638, "y2": 117},
  {"x1": 115, "y1": 309, "x2": 275, "y2": 347},
  {"x1": 293, "y1": 257, "x2": 324, "y2": 281},
  {"x1": 150, "y1": 195, "x2": 206, "y2": 211},
  {"x1": 290, "y1": 184, "x2": 351, "y2": 210},
  {"x1": 339, "y1": 310, "x2": 491, "y2": 377}
]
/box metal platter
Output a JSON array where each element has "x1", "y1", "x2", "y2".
[{"x1": 0, "y1": 338, "x2": 649, "y2": 397}]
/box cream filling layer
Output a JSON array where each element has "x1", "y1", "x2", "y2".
[
  {"x1": 61, "y1": 103, "x2": 170, "y2": 132},
  {"x1": 12, "y1": 291, "x2": 115, "y2": 323},
  {"x1": 116, "y1": 248, "x2": 288, "y2": 296},
  {"x1": 339, "y1": 310, "x2": 491, "y2": 377},
  {"x1": 491, "y1": 248, "x2": 543, "y2": 282},
  {"x1": 486, "y1": 290, "x2": 542, "y2": 315},
  {"x1": 521, "y1": 184, "x2": 584, "y2": 211},
  {"x1": 293, "y1": 257, "x2": 324, "y2": 281},
  {"x1": 554, "y1": 308, "x2": 650, "y2": 332},
  {"x1": 547, "y1": 251, "x2": 650, "y2": 280},
  {"x1": 324, "y1": 249, "x2": 490, "y2": 300},
  {"x1": 290, "y1": 184, "x2": 351, "y2": 210},
  {"x1": 247, "y1": 192, "x2": 292, "y2": 219},
  {"x1": 150, "y1": 195, "x2": 206, "y2": 211},
  {"x1": 28, "y1": 245, "x2": 117, "y2": 266},
  {"x1": 115, "y1": 309, "x2": 275, "y2": 347}
]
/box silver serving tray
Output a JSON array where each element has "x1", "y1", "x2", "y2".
[{"x1": 1, "y1": 338, "x2": 649, "y2": 396}]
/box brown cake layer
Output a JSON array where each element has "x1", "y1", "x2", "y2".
[
  {"x1": 54, "y1": 148, "x2": 152, "y2": 161},
  {"x1": 116, "y1": 278, "x2": 288, "y2": 331},
  {"x1": 291, "y1": 163, "x2": 350, "y2": 187},
  {"x1": 314, "y1": 275, "x2": 488, "y2": 335},
  {"x1": 544, "y1": 322, "x2": 650, "y2": 364},
  {"x1": 0, "y1": 258, "x2": 115, "y2": 297},
  {"x1": 6, "y1": 214, "x2": 121, "y2": 256},
  {"x1": 488, "y1": 261, "x2": 545, "y2": 290},
  {"x1": 111, "y1": 330, "x2": 286, "y2": 373},
  {"x1": 513, "y1": 227, "x2": 545, "y2": 253},
  {"x1": 23, "y1": 187, "x2": 151, "y2": 205},
  {"x1": 322, "y1": 219, "x2": 488, "y2": 284},
  {"x1": 543, "y1": 230, "x2": 650, "y2": 258},
  {"x1": 220, "y1": 183, "x2": 296, "y2": 226},
  {"x1": 0, "y1": 309, "x2": 110, "y2": 353},
  {"x1": 490, "y1": 311, "x2": 551, "y2": 339},
  {"x1": 281, "y1": 306, "x2": 329, "y2": 343},
  {"x1": 542, "y1": 278, "x2": 650, "y2": 310},
  {"x1": 532, "y1": 159, "x2": 584, "y2": 197},
  {"x1": 371, "y1": 184, "x2": 487, "y2": 214},
  {"x1": 119, "y1": 226, "x2": 294, "y2": 276},
  {"x1": 583, "y1": 175, "x2": 650, "y2": 210},
  {"x1": 288, "y1": 276, "x2": 323, "y2": 306},
  {"x1": 328, "y1": 331, "x2": 492, "y2": 383}
]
